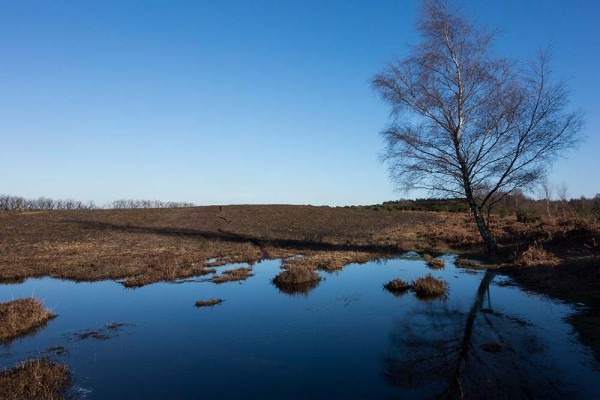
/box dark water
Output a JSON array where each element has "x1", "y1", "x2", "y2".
[{"x1": 1, "y1": 255, "x2": 599, "y2": 399}]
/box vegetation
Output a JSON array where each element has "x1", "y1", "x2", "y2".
[
  {"x1": 383, "y1": 278, "x2": 411, "y2": 295},
  {"x1": 373, "y1": 0, "x2": 583, "y2": 253},
  {"x1": 412, "y1": 275, "x2": 449, "y2": 300},
  {"x1": 455, "y1": 257, "x2": 481, "y2": 269},
  {"x1": 427, "y1": 258, "x2": 445, "y2": 269},
  {"x1": 195, "y1": 299, "x2": 224, "y2": 307},
  {"x1": 0, "y1": 194, "x2": 193, "y2": 211},
  {"x1": 273, "y1": 265, "x2": 321, "y2": 289},
  {"x1": 0, "y1": 358, "x2": 70, "y2": 400},
  {"x1": 281, "y1": 251, "x2": 377, "y2": 272},
  {"x1": 210, "y1": 266, "x2": 254, "y2": 284},
  {"x1": 0, "y1": 299, "x2": 56, "y2": 341}
]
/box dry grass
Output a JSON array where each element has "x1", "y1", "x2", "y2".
[
  {"x1": 0, "y1": 206, "x2": 446, "y2": 286},
  {"x1": 273, "y1": 265, "x2": 321, "y2": 286},
  {"x1": 210, "y1": 266, "x2": 254, "y2": 283},
  {"x1": 0, "y1": 206, "x2": 597, "y2": 288},
  {"x1": 195, "y1": 299, "x2": 224, "y2": 307},
  {"x1": 427, "y1": 258, "x2": 445, "y2": 269},
  {"x1": 412, "y1": 274, "x2": 449, "y2": 300},
  {"x1": 455, "y1": 257, "x2": 482, "y2": 268},
  {"x1": 383, "y1": 278, "x2": 411, "y2": 295},
  {"x1": 517, "y1": 242, "x2": 559, "y2": 267},
  {"x1": 282, "y1": 250, "x2": 379, "y2": 271},
  {"x1": 0, "y1": 358, "x2": 69, "y2": 400},
  {"x1": 0, "y1": 298, "x2": 55, "y2": 341},
  {"x1": 272, "y1": 265, "x2": 322, "y2": 295}
]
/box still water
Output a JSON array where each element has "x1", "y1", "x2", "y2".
[{"x1": 1, "y1": 255, "x2": 599, "y2": 399}]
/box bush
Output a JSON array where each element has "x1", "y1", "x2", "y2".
[{"x1": 516, "y1": 209, "x2": 540, "y2": 223}]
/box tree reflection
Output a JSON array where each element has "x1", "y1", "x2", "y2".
[{"x1": 382, "y1": 270, "x2": 564, "y2": 399}]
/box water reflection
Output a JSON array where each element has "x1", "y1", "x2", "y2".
[
  {"x1": 272, "y1": 279, "x2": 321, "y2": 296},
  {"x1": 0, "y1": 258, "x2": 598, "y2": 399},
  {"x1": 382, "y1": 270, "x2": 564, "y2": 399}
]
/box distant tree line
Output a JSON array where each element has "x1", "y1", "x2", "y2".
[
  {"x1": 356, "y1": 191, "x2": 600, "y2": 221},
  {"x1": 0, "y1": 195, "x2": 194, "y2": 211}
]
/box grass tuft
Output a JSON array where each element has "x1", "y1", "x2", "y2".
[
  {"x1": 412, "y1": 274, "x2": 449, "y2": 300},
  {"x1": 0, "y1": 358, "x2": 70, "y2": 400},
  {"x1": 272, "y1": 265, "x2": 321, "y2": 295},
  {"x1": 194, "y1": 299, "x2": 224, "y2": 307},
  {"x1": 0, "y1": 298, "x2": 55, "y2": 341},
  {"x1": 426, "y1": 258, "x2": 445, "y2": 269},
  {"x1": 383, "y1": 278, "x2": 411, "y2": 295},
  {"x1": 517, "y1": 242, "x2": 559, "y2": 267},
  {"x1": 210, "y1": 266, "x2": 254, "y2": 284},
  {"x1": 455, "y1": 257, "x2": 482, "y2": 268}
]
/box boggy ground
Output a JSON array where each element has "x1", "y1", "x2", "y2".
[
  {"x1": 0, "y1": 205, "x2": 597, "y2": 284},
  {"x1": 1, "y1": 205, "x2": 599, "y2": 357}
]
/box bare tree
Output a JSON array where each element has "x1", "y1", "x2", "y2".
[
  {"x1": 557, "y1": 182, "x2": 569, "y2": 217},
  {"x1": 539, "y1": 179, "x2": 554, "y2": 218},
  {"x1": 372, "y1": 0, "x2": 583, "y2": 253}
]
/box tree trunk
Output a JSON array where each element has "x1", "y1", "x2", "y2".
[{"x1": 468, "y1": 201, "x2": 497, "y2": 254}]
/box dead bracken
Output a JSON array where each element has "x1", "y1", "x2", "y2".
[
  {"x1": 210, "y1": 266, "x2": 254, "y2": 284},
  {"x1": 412, "y1": 274, "x2": 449, "y2": 300},
  {"x1": 0, "y1": 358, "x2": 70, "y2": 400},
  {"x1": 195, "y1": 299, "x2": 224, "y2": 307},
  {"x1": 517, "y1": 242, "x2": 559, "y2": 267},
  {"x1": 383, "y1": 278, "x2": 411, "y2": 295},
  {"x1": 0, "y1": 298, "x2": 56, "y2": 341}
]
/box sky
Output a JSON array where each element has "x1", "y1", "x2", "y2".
[{"x1": 1, "y1": 0, "x2": 598, "y2": 206}]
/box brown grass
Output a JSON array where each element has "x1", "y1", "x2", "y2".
[
  {"x1": 272, "y1": 265, "x2": 322, "y2": 295},
  {"x1": 273, "y1": 265, "x2": 321, "y2": 286},
  {"x1": 426, "y1": 258, "x2": 445, "y2": 269},
  {"x1": 282, "y1": 250, "x2": 380, "y2": 271},
  {"x1": 517, "y1": 242, "x2": 559, "y2": 267},
  {"x1": 0, "y1": 358, "x2": 69, "y2": 400},
  {"x1": 455, "y1": 257, "x2": 482, "y2": 268},
  {"x1": 412, "y1": 274, "x2": 449, "y2": 300},
  {"x1": 210, "y1": 266, "x2": 254, "y2": 283},
  {"x1": 195, "y1": 299, "x2": 224, "y2": 307},
  {"x1": 0, "y1": 298, "x2": 55, "y2": 341},
  {"x1": 0, "y1": 206, "x2": 447, "y2": 286},
  {"x1": 383, "y1": 278, "x2": 411, "y2": 295},
  {"x1": 0, "y1": 206, "x2": 597, "y2": 289}
]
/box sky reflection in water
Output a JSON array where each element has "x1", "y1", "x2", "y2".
[{"x1": 1, "y1": 256, "x2": 598, "y2": 399}]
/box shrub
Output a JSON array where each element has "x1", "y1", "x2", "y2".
[{"x1": 516, "y1": 209, "x2": 540, "y2": 223}]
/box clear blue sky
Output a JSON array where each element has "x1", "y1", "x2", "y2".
[{"x1": 1, "y1": 0, "x2": 598, "y2": 205}]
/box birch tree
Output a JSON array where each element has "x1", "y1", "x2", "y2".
[{"x1": 373, "y1": 0, "x2": 583, "y2": 252}]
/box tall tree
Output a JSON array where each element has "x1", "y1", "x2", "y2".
[{"x1": 373, "y1": 0, "x2": 583, "y2": 253}]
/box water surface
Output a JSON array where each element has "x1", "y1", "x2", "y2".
[{"x1": 1, "y1": 256, "x2": 598, "y2": 399}]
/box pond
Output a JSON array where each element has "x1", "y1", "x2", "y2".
[{"x1": 1, "y1": 255, "x2": 599, "y2": 399}]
